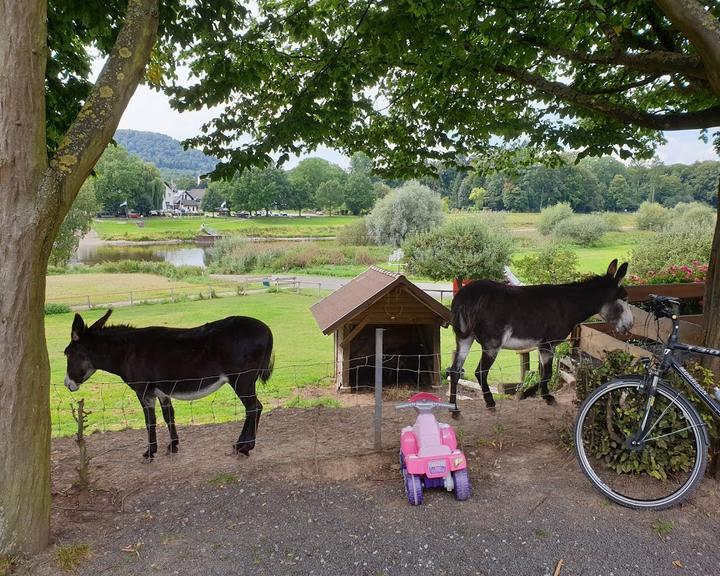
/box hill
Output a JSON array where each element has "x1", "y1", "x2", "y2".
[{"x1": 114, "y1": 129, "x2": 217, "y2": 179}]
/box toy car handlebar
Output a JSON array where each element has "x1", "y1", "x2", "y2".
[{"x1": 395, "y1": 400, "x2": 458, "y2": 411}]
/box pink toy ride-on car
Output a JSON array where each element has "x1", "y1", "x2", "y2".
[{"x1": 396, "y1": 392, "x2": 471, "y2": 505}]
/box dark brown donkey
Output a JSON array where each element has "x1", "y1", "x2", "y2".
[
  {"x1": 64, "y1": 310, "x2": 274, "y2": 459},
  {"x1": 448, "y1": 260, "x2": 633, "y2": 416}
]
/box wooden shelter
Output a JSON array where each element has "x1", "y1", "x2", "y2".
[{"x1": 311, "y1": 267, "x2": 452, "y2": 390}]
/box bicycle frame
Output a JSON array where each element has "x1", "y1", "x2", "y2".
[{"x1": 635, "y1": 314, "x2": 720, "y2": 444}]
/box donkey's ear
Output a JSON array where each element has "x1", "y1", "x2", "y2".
[
  {"x1": 89, "y1": 309, "x2": 113, "y2": 331},
  {"x1": 606, "y1": 259, "x2": 619, "y2": 277},
  {"x1": 615, "y1": 262, "x2": 629, "y2": 285},
  {"x1": 71, "y1": 314, "x2": 85, "y2": 341}
]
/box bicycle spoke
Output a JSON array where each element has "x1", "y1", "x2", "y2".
[
  {"x1": 640, "y1": 391, "x2": 682, "y2": 442},
  {"x1": 646, "y1": 423, "x2": 703, "y2": 443}
]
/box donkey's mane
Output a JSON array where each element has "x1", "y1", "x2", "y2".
[{"x1": 91, "y1": 323, "x2": 134, "y2": 333}]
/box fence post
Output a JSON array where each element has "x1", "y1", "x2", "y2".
[
  {"x1": 374, "y1": 328, "x2": 385, "y2": 450},
  {"x1": 86, "y1": 295, "x2": 91, "y2": 310},
  {"x1": 129, "y1": 291, "x2": 133, "y2": 305}
]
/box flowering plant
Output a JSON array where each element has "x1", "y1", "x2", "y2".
[{"x1": 628, "y1": 260, "x2": 708, "y2": 285}]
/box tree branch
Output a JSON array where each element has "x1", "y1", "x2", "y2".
[
  {"x1": 522, "y1": 35, "x2": 707, "y2": 80},
  {"x1": 655, "y1": 0, "x2": 720, "y2": 96},
  {"x1": 47, "y1": 0, "x2": 159, "y2": 215},
  {"x1": 495, "y1": 64, "x2": 720, "y2": 130}
]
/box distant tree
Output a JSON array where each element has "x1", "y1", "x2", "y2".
[
  {"x1": 469, "y1": 187, "x2": 487, "y2": 210},
  {"x1": 230, "y1": 165, "x2": 289, "y2": 214},
  {"x1": 366, "y1": 181, "x2": 445, "y2": 246},
  {"x1": 373, "y1": 181, "x2": 392, "y2": 199},
  {"x1": 607, "y1": 174, "x2": 631, "y2": 211},
  {"x1": 349, "y1": 151, "x2": 373, "y2": 177},
  {"x1": 93, "y1": 146, "x2": 164, "y2": 214},
  {"x1": 403, "y1": 218, "x2": 513, "y2": 285},
  {"x1": 344, "y1": 173, "x2": 374, "y2": 215},
  {"x1": 315, "y1": 179, "x2": 345, "y2": 215},
  {"x1": 49, "y1": 182, "x2": 99, "y2": 268},
  {"x1": 201, "y1": 184, "x2": 227, "y2": 214},
  {"x1": 174, "y1": 175, "x2": 198, "y2": 190}
]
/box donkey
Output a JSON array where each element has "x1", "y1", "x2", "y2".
[
  {"x1": 448, "y1": 260, "x2": 633, "y2": 416},
  {"x1": 64, "y1": 310, "x2": 274, "y2": 459}
]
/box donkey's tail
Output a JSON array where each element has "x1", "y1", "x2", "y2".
[
  {"x1": 259, "y1": 330, "x2": 275, "y2": 383},
  {"x1": 451, "y1": 301, "x2": 472, "y2": 340}
]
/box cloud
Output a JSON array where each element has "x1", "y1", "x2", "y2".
[{"x1": 656, "y1": 131, "x2": 719, "y2": 165}]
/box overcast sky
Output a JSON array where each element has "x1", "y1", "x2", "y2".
[{"x1": 117, "y1": 80, "x2": 719, "y2": 170}]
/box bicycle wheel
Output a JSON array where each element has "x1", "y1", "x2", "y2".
[{"x1": 575, "y1": 377, "x2": 708, "y2": 510}]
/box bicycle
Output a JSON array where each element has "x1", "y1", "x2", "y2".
[{"x1": 574, "y1": 294, "x2": 720, "y2": 510}]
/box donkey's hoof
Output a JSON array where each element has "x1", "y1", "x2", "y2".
[
  {"x1": 486, "y1": 405, "x2": 497, "y2": 412},
  {"x1": 166, "y1": 442, "x2": 179, "y2": 454},
  {"x1": 234, "y1": 442, "x2": 254, "y2": 456},
  {"x1": 519, "y1": 389, "x2": 536, "y2": 400},
  {"x1": 142, "y1": 451, "x2": 155, "y2": 462},
  {"x1": 542, "y1": 394, "x2": 556, "y2": 405},
  {"x1": 451, "y1": 410, "x2": 462, "y2": 421}
]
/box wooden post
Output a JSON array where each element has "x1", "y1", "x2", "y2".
[{"x1": 374, "y1": 328, "x2": 385, "y2": 450}]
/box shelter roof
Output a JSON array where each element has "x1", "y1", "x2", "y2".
[{"x1": 311, "y1": 266, "x2": 451, "y2": 334}]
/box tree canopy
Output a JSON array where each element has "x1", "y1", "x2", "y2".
[{"x1": 169, "y1": 0, "x2": 720, "y2": 177}]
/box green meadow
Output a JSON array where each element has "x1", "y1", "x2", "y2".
[{"x1": 46, "y1": 290, "x2": 531, "y2": 437}]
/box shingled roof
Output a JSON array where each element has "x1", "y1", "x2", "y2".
[{"x1": 311, "y1": 266, "x2": 451, "y2": 335}]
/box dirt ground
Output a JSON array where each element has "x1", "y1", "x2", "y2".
[{"x1": 16, "y1": 386, "x2": 720, "y2": 576}]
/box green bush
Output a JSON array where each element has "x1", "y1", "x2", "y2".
[
  {"x1": 630, "y1": 226, "x2": 713, "y2": 276},
  {"x1": 636, "y1": 201, "x2": 669, "y2": 231},
  {"x1": 513, "y1": 244, "x2": 580, "y2": 284},
  {"x1": 598, "y1": 211, "x2": 622, "y2": 232},
  {"x1": 46, "y1": 260, "x2": 204, "y2": 280},
  {"x1": 538, "y1": 202, "x2": 573, "y2": 235},
  {"x1": 336, "y1": 218, "x2": 373, "y2": 245},
  {"x1": 576, "y1": 351, "x2": 718, "y2": 479},
  {"x1": 553, "y1": 215, "x2": 609, "y2": 246},
  {"x1": 44, "y1": 303, "x2": 72, "y2": 315},
  {"x1": 669, "y1": 201, "x2": 716, "y2": 230},
  {"x1": 403, "y1": 216, "x2": 513, "y2": 281}
]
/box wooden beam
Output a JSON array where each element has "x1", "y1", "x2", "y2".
[
  {"x1": 579, "y1": 325, "x2": 652, "y2": 361},
  {"x1": 626, "y1": 283, "x2": 704, "y2": 303},
  {"x1": 342, "y1": 318, "x2": 369, "y2": 346}
]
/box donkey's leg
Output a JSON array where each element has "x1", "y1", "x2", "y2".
[
  {"x1": 538, "y1": 343, "x2": 556, "y2": 405},
  {"x1": 448, "y1": 335, "x2": 473, "y2": 419},
  {"x1": 231, "y1": 374, "x2": 263, "y2": 455},
  {"x1": 476, "y1": 348, "x2": 499, "y2": 410},
  {"x1": 159, "y1": 396, "x2": 179, "y2": 454},
  {"x1": 136, "y1": 390, "x2": 158, "y2": 460}
]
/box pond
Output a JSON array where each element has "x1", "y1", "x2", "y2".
[{"x1": 73, "y1": 243, "x2": 210, "y2": 268}]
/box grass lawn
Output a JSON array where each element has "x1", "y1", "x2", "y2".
[
  {"x1": 46, "y1": 273, "x2": 242, "y2": 307},
  {"x1": 93, "y1": 215, "x2": 360, "y2": 241},
  {"x1": 46, "y1": 290, "x2": 527, "y2": 437}
]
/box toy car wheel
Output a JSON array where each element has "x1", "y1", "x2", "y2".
[
  {"x1": 399, "y1": 451, "x2": 406, "y2": 471},
  {"x1": 404, "y1": 471, "x2": 423, "y2": 506},
  {"x1": 452, "y1": 468, "x2": 471, "y2": 501}
]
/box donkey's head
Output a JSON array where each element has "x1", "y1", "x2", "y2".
[
  {"x1": 597, "y1": 260, "x2": 633, "y2": 334},
  {"x1": 64, "y1": 310, "x2": 112, "y2": 391}
]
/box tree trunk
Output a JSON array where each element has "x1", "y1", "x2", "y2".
[
  {"x1": 0, "y1": 0, "x2": 52, "y2": 555},
  {"x1": 702, "y1": 179, "x2": 720, "y2": 376},
  {"x1": 0, "y1": 0, "x2": 159, "y2": 554}
]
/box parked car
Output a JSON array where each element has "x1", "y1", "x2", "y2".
[
  {"x1": 127, "y1": 212, "x2": 141, "y2": 219},
  {"x1": 235, "y1": 211, "x2": 250, "y2": 219}
]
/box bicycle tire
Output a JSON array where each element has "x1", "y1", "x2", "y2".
[{"x1": 575, "y1": 377, "x2": 708, "y2": 510}]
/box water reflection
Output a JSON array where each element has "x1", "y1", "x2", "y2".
[{"x1": 74, "y1": 243, "x2": 210, "y2": 268}]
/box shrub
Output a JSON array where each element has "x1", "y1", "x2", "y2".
[
  {"x1": 628, "y1": 260, "x2": 708, "y2": 285},
  {"x1": 513, "y1": 244, "x2": 580, "y2": 284},
  {"x1": 576, "y1": 351, "x2": 718, "y2": 479},
  {"x1": 598, "y1": 211, "x2": 621, "y2": 231},
  {"x1": 669, "y1": 201, "x2": 716, "y2": 230},
  {"x1": 630, "y1": 226, "x2": 713, "y2": 276},
  {"x1": 366, "y1": 181, "x2": 445, "y2": 246},
  {"x1": 636, "y1": 201, "x2": 669, "y2": 231},
  {"x1": 403, "y1": 216, "x2": 513, "y2": 282},
  {"x1": 336, "y1": 218, "x2": 372, "y2": 245},
  {"x1": 553, "y1": 215, "x2": 609, "y2": 246},
  {"x1": 44, "y1": 303, "x2": 72, "y2": 315},
  {"x1": 538, "y1": 202, "x2": 573, "y2": 235}
]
